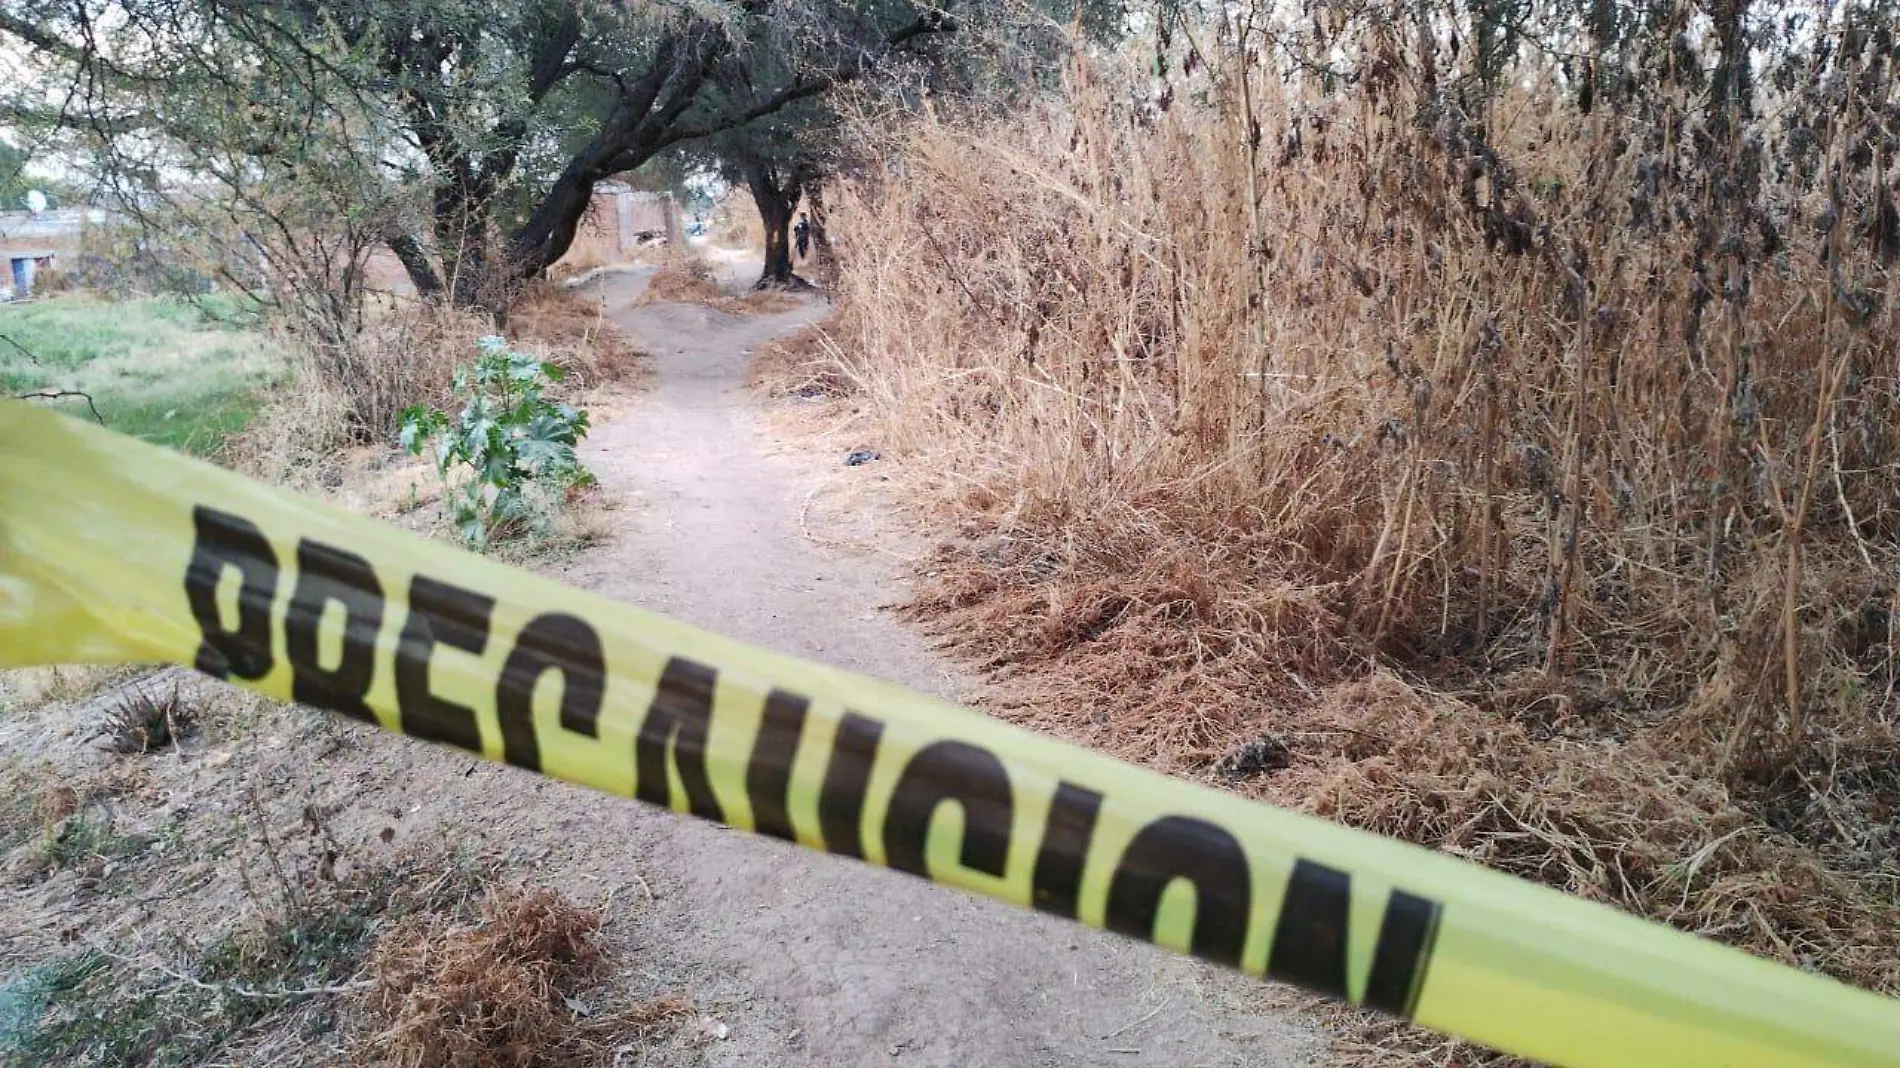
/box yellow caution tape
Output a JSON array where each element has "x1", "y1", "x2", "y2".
[{"x1": 1, "y1": 399, "x2": 1896, "y2": 1066}]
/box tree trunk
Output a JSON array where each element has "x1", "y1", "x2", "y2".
[
  {"x1": 743, "y1": 157, "x2": 802, "y2": 290},
  {"x1": 502, "y1": 143, "x2": 665, "y2": 294},
  {"x1": 385, "y1": 233, "x2": 444, "y2": 299},
  {"x1": 757, "y1": 198, "x2": 796, "y2": 288},
  {"x1": 507, "y1": 155, "x2": 605, "y2": 283},
  {"x1": 805, "y1": 181, "x2": 837, "y2": 277}
]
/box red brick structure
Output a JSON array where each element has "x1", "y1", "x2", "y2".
[{"x1": 577, "y1": 181, "x2": 678, "y2": 257}]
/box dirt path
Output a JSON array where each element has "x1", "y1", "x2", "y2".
[
  {"x1": 540, "y1": 269, "x2": 1323, "y2": 1067},
  {"x1": 0, "y1": 268, "x2": 1324, "y2": 1066}
]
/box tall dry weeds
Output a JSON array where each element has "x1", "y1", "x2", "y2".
[
  {"x1": 817, "y1": 0, "x2": 1900, "y2": 1046},
  {"x1": 237, "y1": 302, "x2": 474, "y2": 479},
  {"x1": 240, "y1": 282, "x2": 643, "y2": 482}
]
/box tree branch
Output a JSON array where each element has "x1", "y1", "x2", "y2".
[
  {"x1": 14, "y1": 389, "x2": 107, "y2": 426},
  {"x1": 0, "y1": 10, "x2": 88, "y2": 62},
  {"x1": 656, "y1": 12, "x2": 958, "y2": 148},
  {"x1": 0, "y1": 331, "x2": 40, "y2": 364},
  {"x1": 384, "y1": 232, "x2": 444, "y2": 297},
  {"x1": 0, "y1": 8, "x2": 173, "y2": 88},
  {"x1": 526, "y1": 10, "x2": 587, "y2": 102}
]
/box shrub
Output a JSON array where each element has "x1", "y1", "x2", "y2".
[
  {"x1": 99, "y1": 683, "x2": 196, "y2": 755},
  {"x1": 287, "y1": 303, "x2": 472, "y2": 450},
  {"x1": 400, "y1": 336, "x2": 594, "y2": 548}
]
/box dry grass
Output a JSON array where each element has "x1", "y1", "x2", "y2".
[
  {"x1": 749, "y1": 320, "x2": 850, "y2": 399},
  {"x1": 484, "y1": 481, "x2": 620, "y2": 565},
  {"x1": 239, "y1": 301, "x2": 474, "y2": 471},
  {"x1": 360, "y1": 887, "x2": 686, "y2": 1068},
  {"x1": 507, "y1": 281, "x2": 648, "y2": 386},
  {"x1": 640, "y1": 262, "x2": 729, "y2": 304},
  {"x1": 0, "y1": 760, "x2": 78, "y2": 856},
  {"x1": 0, "y1": 758, "x2": 148, "y2": 885},
  {"x1": 237, "y1": 283, "x2": 645, "y2": 483},
  {"x1": 0, "y1": 665, "x2": 150, "y2": 709},
  {"x1": 639, "y1": 258, "x2": 802, "y2": 315},
  {"x1": 818, "y1": 10, "x2": 1900, "y2": 1058}
]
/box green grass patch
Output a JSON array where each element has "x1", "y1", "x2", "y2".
[
  {"x1": 36, "y1": 805, "x2": 147, "y2": 874},
  {"x1": 1, "y1": 294, "x2": 279, "y2": 456}
]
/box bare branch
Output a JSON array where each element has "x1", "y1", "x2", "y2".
[
  {"x1": 14, "y1": 389, "x2": 107, "y2": 426},
  {"x1": 0, "y1": 331, "x2": 40, "y2": 364}
]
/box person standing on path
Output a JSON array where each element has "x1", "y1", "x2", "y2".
[{"x1": 794, "y1": 212, "x2": 811, "y2": 260}]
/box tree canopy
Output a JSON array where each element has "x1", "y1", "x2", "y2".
[{"x1": 0, "y1": 0, "x2": 1110, "y2": 307}]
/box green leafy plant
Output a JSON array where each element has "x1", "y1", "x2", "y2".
[{"x1": 399, "y1": 336, "x2": 594, "y2": 548}]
